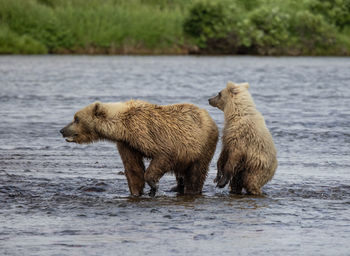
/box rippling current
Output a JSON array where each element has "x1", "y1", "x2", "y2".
[{"x1": 0, "y1": 56, "x2": 349, "y2": 255}]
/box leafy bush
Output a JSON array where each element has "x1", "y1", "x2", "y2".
[
  {"x1": 183, "y1": 0, "x2": 350, "y2": 55},
  {"x1": 183, "y1": 0, "x2": 248, "y2": 53},
  {"x1": 290, "y1": 10, "x2": 339, "y2": 54},
  {"x1": 248, "y1": 6, "x2": 291, "y2": 54},
  {"x1": 183, "y1": 1, "x2": 229, "y2": 48},
  {"x1": 309, "y1": 0, "x2": 350, "y2": 29}
]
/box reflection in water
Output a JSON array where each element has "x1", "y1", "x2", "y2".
[{"x1": 0, "y1": 56, "x2": 350, "y2": 255}]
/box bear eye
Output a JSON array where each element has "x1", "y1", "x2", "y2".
[
  {"x1": 218, "y1": 92, "x2": 222, "y2": 97},
  {"x1": 74, "y1": 117, "x2": 79, "y2": 124}
]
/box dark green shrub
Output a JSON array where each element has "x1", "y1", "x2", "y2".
[
  {"x1": 183, "y1": 1, "x2": 231, "y2": 49},
  {"x1": 291, "y1": 10, "x2": 339, "y2": 54},
  {"x1": 236, "y1": 0, "x2": 261, "y2": 11},
  {"x1": 309, "y1": 0, "x2": 350, "y2": 29},
  {"x1": 248, "y1": 6, "x2": 291, "y2": 54}
]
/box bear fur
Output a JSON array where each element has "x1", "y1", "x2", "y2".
[
  {"x1": 60, "y1": 100, "x2": 218, "y2": 196},
  {"x1": 208, "y1": 82, "x2": 277, "y2": 195}
]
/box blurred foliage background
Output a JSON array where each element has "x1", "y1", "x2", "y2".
[{"x1": 0, "y1": 0, "x2": 349, "y2": 55}]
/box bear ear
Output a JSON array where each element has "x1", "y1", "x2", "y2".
[
  {"x1": 93, "y1": 102, "x2": 106, "y2": 118},
  {"x1": 226, "y1": 81, "x2": 240, "y2": 95},
  {"x1": 226, "y1": 81, "x2": 236, "y2": 89},
  {"x1": 240, "y1": 82, "x2": 250, "y2": 89}
]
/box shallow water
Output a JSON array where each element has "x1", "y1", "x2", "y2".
[{"x1": 0, "y1": 56, "x2": 349, "y2": 255}]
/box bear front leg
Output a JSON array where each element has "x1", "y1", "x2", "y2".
[
  {"x1": 216, "y1": 150, "x2": 243, "y2": 189},
  {"x1": 117, "y1": 142, "x2": 145, "y2": 196},
  {"x1": 144, "y1": 158, "x2": 171, "y2": 197}
]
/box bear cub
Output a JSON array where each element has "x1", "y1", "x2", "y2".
[
  {"x1": 60, "y1": 100, "x2": 218, "y2": 196},
  {"x1": 209, "y1": 82, "x2": 277, "y2": 195}
]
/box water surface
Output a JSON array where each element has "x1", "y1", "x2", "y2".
[{"x1": 0, "y1": 56, "x2": 349, "y2": 255}]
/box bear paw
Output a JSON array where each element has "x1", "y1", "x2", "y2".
[{"x1": 216, "y1": 175, "x2": 230, "y2": 188}]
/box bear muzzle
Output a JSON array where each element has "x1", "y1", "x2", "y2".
[
  {"x1": 60, "y1": 124, "x2": 77, "y2": 143},
  {"x1": 208, "y1": 97, "x2": 218, "y2": 107}
]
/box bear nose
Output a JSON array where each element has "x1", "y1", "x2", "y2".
[{"x1": 60, "y1": 128, "x2": 64, "y2": 135}]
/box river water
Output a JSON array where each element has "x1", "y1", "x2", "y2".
[{"x1": 0, "y1": 56, "x2": 349, "y2": 255}]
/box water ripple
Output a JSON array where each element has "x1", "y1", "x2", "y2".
[{"x1": 1, "y1": 56, "x2": 350, "y2": 256}]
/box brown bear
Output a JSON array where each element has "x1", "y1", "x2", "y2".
[
  {"x1": 60, "y1": 100, "x2": 218, "y2": 196},
  {"x1": 208, "y1": 82, "x2": 277, "y2": 195}
]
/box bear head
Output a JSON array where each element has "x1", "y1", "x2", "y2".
[
  {"x1": 60, "y1": 102, "x2": 115, "y2": 144},
  {"x1": 208, "y1": 81, "x2": 250, "y2": 111}
]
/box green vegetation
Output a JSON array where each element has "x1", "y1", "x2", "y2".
[
  {"x1": 0, "y1": 0, "x2": 349, "y2": 55},
  {"x1": 0, "y1": 0, "x2": 188, "y2": 54},
  {"x1": 183, "y1": 0, "x2": 350, "y2": 55}
]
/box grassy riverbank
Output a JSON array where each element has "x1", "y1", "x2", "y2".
[{"x1": 0, "y1": 0, "x2": 349, "y2": 55}]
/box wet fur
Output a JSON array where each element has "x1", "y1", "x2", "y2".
[
  {"x1": 61, "y1": 100, "x2": 218, "y2": 196},
  {"x1": 209, "y1": 82, "x2": 277, "y2": 195}
]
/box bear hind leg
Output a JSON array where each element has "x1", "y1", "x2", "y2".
[
  {"x1": 229, "y1": 172, "x2": 243, "y2": 195},
  {"x1": 242, "y1": 172, "x2": 262, "y2": 196},
  {"x1": 170, "y1": 162, "x2": 192, "y2": 194},
  {"x1": 170, "y1": 173, "x2": 185, "y2": 194},
  {"x1": 183, "y1": 160, "x2": 208, "y2": 195}
]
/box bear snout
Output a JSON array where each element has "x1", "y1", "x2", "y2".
[
  {"x1": 60, "y1": 125, "x2": 78, "y2": 143},
  {"x1": 208, "y1": 97, "x2": 216, "y2": 107},
  {"x1": 60, "y1": 124, "x2": 74, "y2": 138},
  {"x1": 60, "y1": 127, "x2": 70, "y2": 137}
]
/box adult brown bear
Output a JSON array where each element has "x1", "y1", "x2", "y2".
[{"x1": 61, "y1": 100, "x2": 218, "y2": 196}]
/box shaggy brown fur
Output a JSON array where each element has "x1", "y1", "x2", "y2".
[
  {"x1": 209, "y1": 82, "x2": 277, "y2": 195},
  {"x1": 60, "y1": 100, "x2": 218, "y2": 196}
]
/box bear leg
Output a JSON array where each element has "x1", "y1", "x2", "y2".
[
  {"x1": 117, "y1": 142, "x2": 145, "y2": 196},
  {"x1": 170, "y1": 174, "x2": 185, "y2": 194},
  {"x1": 229, "y1": 172, "x2": 243, "y2": 195},
  {"x1": 216, "y1": 151, "x2": 243, "y2": 189},
  {"x1": 215, "y1": 149, "x2": 228, "y2": 183},
  {"x1": 243, "y1": 172, "x2": 262, "y2": 196},
  {"x1": 171, "y1": 162, "x2": 192, "y2": 194},
  {"x1": 144, "y1": 158, "x2": 172, "y2": 197},
  {"x1": 183, "y1": 160, "x2": 208, "y2": 195}
]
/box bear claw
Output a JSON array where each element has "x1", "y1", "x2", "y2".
[
  {"x1": 170, "y1": 185, "x2": 184, "y2": 194},
  {"x1": 213, "y1": 175, "x2": 221, "y2": 183},
  {"x1": 147, "y1": 180, "x2": 158, "y2": 197},
  {"x1": 149, "y1": 188, "x2": 157, "y2": 197},
  {"x1": 216, "y1": 176, "x2": 229, "y2": 188}
]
